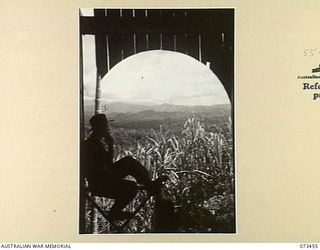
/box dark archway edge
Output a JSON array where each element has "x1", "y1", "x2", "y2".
[{"x1": 80, "y1": 8, "x2": 234, "y2": 100}]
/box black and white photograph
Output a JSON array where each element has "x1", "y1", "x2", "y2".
[
  {"x1": 79, "y1": 8, "x2": 235, "y2": 234},
  {"x1": 4, "y1": 0, "x2": 320, "y2": 245}
]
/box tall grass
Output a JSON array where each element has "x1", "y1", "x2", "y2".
[{"x1": 87, "y1": 116, "x2": 235, "y2": 233}]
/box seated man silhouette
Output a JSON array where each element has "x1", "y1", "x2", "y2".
[{"x1": 82, "y1": 113, "x2": 160, "y2": 220}]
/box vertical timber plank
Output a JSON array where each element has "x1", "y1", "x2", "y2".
[{"x1": 108, "y1": 33, "x2": 123, "y2": 69}]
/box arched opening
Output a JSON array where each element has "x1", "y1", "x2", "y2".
[
  {"x1": 83, "y1": 49, "x2": 231, "y2": 132},
  {"x1": 102, "y1": 50, "x2": 230, "y2": 106}
]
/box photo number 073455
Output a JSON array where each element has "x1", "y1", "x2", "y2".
[{"x1": 79, "y1": 8, "x2": 235, "y2": 234}]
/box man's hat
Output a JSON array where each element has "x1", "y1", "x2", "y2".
[{"x1": 89, "y1": 113, "x2": 113, "y2": 130}]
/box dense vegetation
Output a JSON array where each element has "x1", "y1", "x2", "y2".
[{"x1": 84, "y1": 111, "x2": 235, "y2": 233}]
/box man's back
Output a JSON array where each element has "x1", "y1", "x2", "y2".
[{"x1": 82, "y1": 134, "x2": 116, "y2": 192}]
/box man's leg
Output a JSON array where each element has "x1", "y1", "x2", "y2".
[
  {"x1": 108, "y1": 179, "x2": 138, "y2": 220},
  {"x1": 111, "y1": 156, "x2": 153, "y2": 188}
]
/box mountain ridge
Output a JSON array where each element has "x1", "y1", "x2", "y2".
[{"x1": 84, "y1": 101, "x2": 231, "y2": 114}]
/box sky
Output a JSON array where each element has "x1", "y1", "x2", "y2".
[{"x1": 82, "y1": 34, "x2": 230, "y2": 107}]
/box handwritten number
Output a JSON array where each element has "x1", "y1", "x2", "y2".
[{"x1": 303, "y1": 48, "x2": 319, "y2": 57}]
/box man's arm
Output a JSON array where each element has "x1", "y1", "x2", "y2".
[{"x1": 104, "y1": 134, "x2": 114, "y2": 164}]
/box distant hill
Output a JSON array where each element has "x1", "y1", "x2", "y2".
[
  {"x1": 108, "y1": 109, "x2": 189, "y2": 122},
  {"x1": 83, "y1": 101, "x2": 231, "y2": 131},
  {"x1": 84, "y1": 101, "x2": 230, "y2": 114}
]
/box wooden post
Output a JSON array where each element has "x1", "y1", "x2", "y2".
[
  {"x1": 95, "y1": 74, "x2": 102, "y2": 114},
  {"x1": 133, "y1": 34, "x2": 137, "y2": 54},
  {"x1": 198, "y1": 34, "x2": 202, "y2": 62},
  {"x1": 92, "y1": 73, "x2": 102, "y2": 232},
  {"x1": 91, "y1": 199, "x2": 99, "y2": 233}
]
